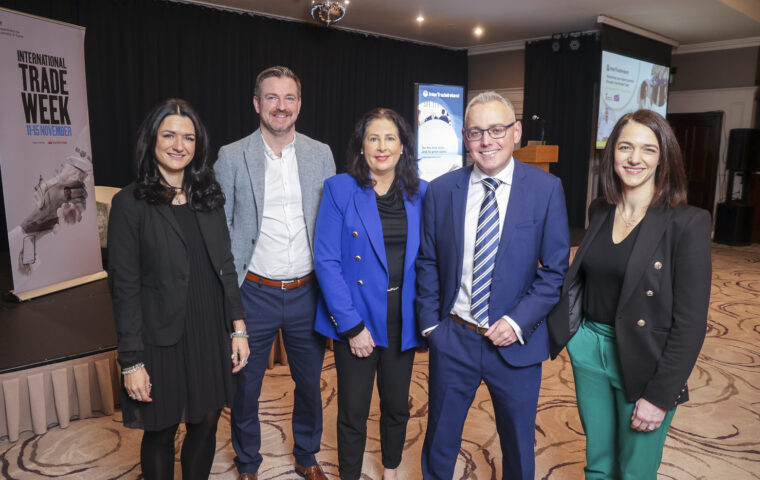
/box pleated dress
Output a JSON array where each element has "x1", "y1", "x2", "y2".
[{"x1": 121, "y1": 203, "x2": 234, "y2": 431}]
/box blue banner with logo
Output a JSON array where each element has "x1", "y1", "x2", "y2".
[{"x1": 415, "y1": 83, "x2": 465, "y2": 181}]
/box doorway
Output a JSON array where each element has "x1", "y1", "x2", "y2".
[{"x1": 667, "y1": 111, "x2": 723, "y2": 213}]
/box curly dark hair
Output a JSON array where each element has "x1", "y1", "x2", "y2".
[
  {"x1": 600, "y1": 109, "x2": 687, "y2": 208},
  {"x1": 345, "y1": 108, "x2": 420, "y2": 198},
  {"x1": 133, "y1": 98, "x2": 223, "y2": 211}
]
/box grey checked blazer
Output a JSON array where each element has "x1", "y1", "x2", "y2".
[{"x1": 214, "y1": 129, "x2": 335, "y2": 286}]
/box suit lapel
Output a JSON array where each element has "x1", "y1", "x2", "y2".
[
  {"x1": 295, "y1": 134, "x2": 318, "y2": 242},
  {"x1": 403, "y1": 189, "x2": 421, "y2": 274},
  {"x1": 617, "y1": 205, "x2": 673, "y2": 309},
  {"x1": 156, "y1": 203, "x2": 187, "y2": 249},
  {"x1": 355, "y1": 186, "x2": 388, "y2": 272},
  {"x1": 195, "y1": 209, "x2": 217, "y2": 268},
  {"x1": 450, "y1": 167, "x2": 471, "y2": 267},
  {"x1": 243, "y1": 131, "x2": 266, "y2": 228},
  {"x1": 495, "y1": 161, "x2": 525, "y2": 261}
]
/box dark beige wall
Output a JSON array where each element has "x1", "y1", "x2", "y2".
[
  {"x1": 468, "y1": 50, "x2": 525, "y2": 90},
  {"x1": 670, "y1": 47, "x2": 760, "y2": 91},
  {"x1": 466, "y1": 46, "x2": 760, "y2": 93}
]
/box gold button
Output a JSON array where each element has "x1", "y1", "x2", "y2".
[
  {"x1": 646, "y1": 290, "x2": 654, "y2": 296},
  {"x1": 654, "y1": 261, "x2": 662, "y2": 270},
  {"x1": 357, "y1": 280, "x2": 363, "y2": 285},
  {"x1": 355, "y1": 255, "x2": 361, "y2": 261},
  {"x1": 637, "y1": 319, "x2": 646, "y2": 327},
  {"x1": 352, "y1": 231, "x2": 358, "y2": 237}
]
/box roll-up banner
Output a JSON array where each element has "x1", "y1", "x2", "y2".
[
  {"x1": 415, "y1": 83, "x2": 465, "y2": 182},
  {"x1": 0, "y1": 8, "x2": 105, "y2": 301}
]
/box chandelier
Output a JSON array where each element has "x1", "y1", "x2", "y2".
[{"x1": 310, "y1": 0, "x2": 347, "y2": 26}]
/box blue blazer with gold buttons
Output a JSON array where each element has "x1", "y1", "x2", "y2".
[{"x1": 313, "y1": 173, "x2": 427, "y2": 351}]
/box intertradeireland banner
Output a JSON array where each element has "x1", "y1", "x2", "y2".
[
  {"x1": 0, "y1": 8, "x2": 104, "y2": 300},
  {"x1": 415, "y1": 83, "x2": 465, "y2": 182}
]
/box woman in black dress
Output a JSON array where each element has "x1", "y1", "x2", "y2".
[{"x1": 108, "y1": 99, "x2": 249, "y2": 479}]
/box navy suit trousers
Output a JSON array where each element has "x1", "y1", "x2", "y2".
[
  {"x1": 232, "y1": 278, "x2": 325, "y2": 474},
  {"x1": 422, "y1": 317, "x2": 541, "y2": 480}
]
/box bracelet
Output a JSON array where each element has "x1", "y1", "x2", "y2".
[
  {"x1": 230, "y1": 330, "x2": 249, "y2": 339},
  {"x1": 121, "y1": 362, "x2": 145, "y2": 375}
]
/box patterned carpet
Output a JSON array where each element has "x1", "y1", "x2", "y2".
[{"x1": 1, "y1": 243, "x2": 758, "y2": 479}]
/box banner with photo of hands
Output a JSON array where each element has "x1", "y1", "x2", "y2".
[{"x1": 0, "y1": 8, "x2": 104, "y2": 300}]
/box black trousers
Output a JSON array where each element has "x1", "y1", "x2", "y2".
[{"x1": 333, "y1": 332, "x2": 415, "y2": 480}]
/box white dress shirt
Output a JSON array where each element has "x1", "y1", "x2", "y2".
[
  {"x1": 248, "y1": 137, "x2": 313, "y2": 280},
  {"x1": 425, "y1": 160, "x2": 524, "y2": 343}
]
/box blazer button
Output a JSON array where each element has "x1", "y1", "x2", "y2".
[
  {"x1": 646, "y1": 290, "x2": 654, "y2": 296},
  {"x1": 252, "y1": 238, "x2": 256, "y2": 244},
  {"x1": 352, "y1": 231, "x2": 359, "y2": 237},
  {"x1": 355, "y1": 255, "x2": 361, "y2": 261},
  {"x1": 357, "y1": 279, "x2": 363, "y2": 285},
  {"x1": 637, "y1": 319, "x2": 646, "y2": 327},
  {"x1": 654, "y1": 261, "x2": 663, "y2": 270}
]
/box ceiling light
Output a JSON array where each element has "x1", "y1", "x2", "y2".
[
  {"x1": 310, "y1": 1, "x2": 347, "y2": 26},
  {"x1": 474, "y1": 26, "x2": 484, "y2": 37},
  {"x1": 416, "y1": 15, "x2": 425, "y2": 23}
]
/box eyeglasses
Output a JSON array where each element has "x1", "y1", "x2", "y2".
[{"x1": 463, "y1": 121, "x2": 516, "y2": 141}]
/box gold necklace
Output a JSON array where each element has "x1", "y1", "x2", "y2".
[{"x1": 617, "y1": 205, "x2": 645, "y2": 228}]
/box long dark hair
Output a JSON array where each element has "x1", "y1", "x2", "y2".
[
  {"x1": 134, "y1": 98, "x2": 223, "y2": 211},
  {"x1": 600, "y1": 109, "x2": 687, "y2": 208},
  {"x1": 346, "y1": 108, "x2": 420, "y2": 198}
]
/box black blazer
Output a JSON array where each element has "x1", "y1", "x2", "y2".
[
  {"x1": 107, "y1": 183, "x2": 244, "y2": 354},
  {"x1": 548, "y1": 198, "x2": 712, "y2": 410}
]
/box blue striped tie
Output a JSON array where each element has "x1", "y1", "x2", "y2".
[{"x1": 471, "y1": 177, "x2": 500, "y2": 327}]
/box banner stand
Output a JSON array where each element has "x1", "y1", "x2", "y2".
[
  {"x1": 0, "y1": 8, "x2": 105, "y2": 300},
  {"x1": 10, "y1": 270, "x2": 107, "y2": 302}
]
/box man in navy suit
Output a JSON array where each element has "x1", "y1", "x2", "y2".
[{"x1": 416, "y1": 91, "x2": 570, "y2": 479}]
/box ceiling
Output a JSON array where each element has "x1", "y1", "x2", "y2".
[{"x1": 183, "y1": 0, "x2": 760, "y2": 50}]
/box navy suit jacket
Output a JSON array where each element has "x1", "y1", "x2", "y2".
[
  {"x1": 415, "y1": 162, "x2": 570, "y2": 367},
  {"x1": 314, "y1": 174, "x2": 427, "y2": 352}
]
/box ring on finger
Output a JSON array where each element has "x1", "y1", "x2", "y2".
[{"x1": 647, "y1": 425, "x2": 656, "y2": 431}]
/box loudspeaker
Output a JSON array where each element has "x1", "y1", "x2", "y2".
[
  {"x1": 726, "y1": 129, "x2": 760, "y2": 172},
  {"x1": 714, "y1": 202, "x2": 755, "y2": 246}
]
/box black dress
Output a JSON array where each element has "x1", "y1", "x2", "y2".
[{"x1": 121, "y1": 203, "x2": 234, "y2": 430}]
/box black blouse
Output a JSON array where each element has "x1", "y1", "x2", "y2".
[{"x1": 581, "y1": 208, "x2": 642, "y2": 326}]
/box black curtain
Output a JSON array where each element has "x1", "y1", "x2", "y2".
[
  {"x1": 522, "y1": 33, "x2": 600, "y2": 229},
  {"x1": 0, "y1": 0, "x2": 467, "y2": 252}
]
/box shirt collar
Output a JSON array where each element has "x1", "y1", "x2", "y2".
[
  {"x1": 471, "y1": 157, "x2": 515, "y2": 186},
  {"x1": 262, "y1": 135, "x2": 296, "y2": 160}
]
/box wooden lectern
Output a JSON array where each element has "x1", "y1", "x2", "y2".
[{"x1": 514, "y1": 145, "x2": 558, "y2": 172}]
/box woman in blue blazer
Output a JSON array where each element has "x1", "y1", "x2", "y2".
[{"x1": 314, "y1": 108, "x2": 426, "y2": 480}]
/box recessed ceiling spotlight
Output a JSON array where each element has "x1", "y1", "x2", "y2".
[
  {"x1": 474, "y1": 26, "x2": 484, "y2": 36},
  {"x1": 344, "y1": 0, "x2": 349, "y2": 4},
  {"x1": 416, "y1": 15, "x2": 425, "y2": 23}
]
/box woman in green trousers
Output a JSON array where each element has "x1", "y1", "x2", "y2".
[{"x1": 548, "y1": 109, "x2": 712, "y2": 479}]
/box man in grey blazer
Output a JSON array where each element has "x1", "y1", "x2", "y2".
[{"x1": 214, "y1": 66, "x2": 335, "y2": 480}]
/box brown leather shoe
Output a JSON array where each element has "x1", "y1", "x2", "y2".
[
  {"x1": 294, "y1": 463, "x2": 327, "y2": 480},
  {"x1": 238, "y1": 474, "x2": 257, "y2": 480}
]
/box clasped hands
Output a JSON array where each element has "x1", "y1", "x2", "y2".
[{"x1": 630, "y1": 397, "x2": 666, "y2": 432}]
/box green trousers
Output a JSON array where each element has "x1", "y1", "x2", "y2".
[{"x1": 567, "y1": 319, "x2": 676, "y2": 480}]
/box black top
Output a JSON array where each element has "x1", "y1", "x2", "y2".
[
  {"x1": 581, "y1": 208, "x2": 642, "y2": 326},
  {"x1": 376, "y1": 182, "x2": 407, "y2": 289}
]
